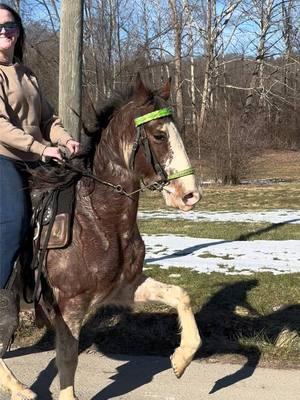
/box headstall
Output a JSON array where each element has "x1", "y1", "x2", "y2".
[
  {"x1": 129, "y1": 107, "x2": 194, "y2": 188},
  {"x1": 62, "y1": 107, "x2": 195, "y2": 199}
]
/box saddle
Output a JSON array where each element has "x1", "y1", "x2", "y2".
[{"x1": 31, "y1": 183, "x2": 75, "y2": 249}]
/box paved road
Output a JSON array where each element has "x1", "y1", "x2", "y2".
[{"x1": 1, "y1": 350, "x2": 299, "y2": 400}]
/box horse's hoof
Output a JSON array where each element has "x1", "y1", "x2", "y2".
[
  {"x1": 11, "y1": 388, "x2": 37, "y2": 400},
  {"x1": 170, "y1": 347, "x2": 192, "y2": 379},
  {"x1": 58, "y1": 389, "x2": 79, "y2": 400}
]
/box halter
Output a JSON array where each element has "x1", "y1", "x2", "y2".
[{"x1": 129, "y1": 107, "x2": 194, "y2": 187}]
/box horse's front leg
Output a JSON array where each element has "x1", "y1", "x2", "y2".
[
  {"x1": 0, "y1": 359, "x2": 37, "y2": 399},
  {"x1": 55, "y1": 312, "x2": 80, "y2": 400},
  {"x1": 133, "y1": 275, "x2": 201, "y2": 378}
]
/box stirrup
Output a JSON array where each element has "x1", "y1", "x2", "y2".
[{"x1": 0, "y1": 289, "x2": 19, "y2": 357}]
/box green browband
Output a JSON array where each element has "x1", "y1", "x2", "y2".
[
  {"x1": 167, "y1": 167, "x2": 195, "y2": 181},
  {"x1": 134, "y1": 107, "x2": 172, "y2": 127}
]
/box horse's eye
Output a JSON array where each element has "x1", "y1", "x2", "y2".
[{"x1": 153, "y1": 132, "x2": 167, "y2": 142}]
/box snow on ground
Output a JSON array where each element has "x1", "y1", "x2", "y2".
[
  {"x1": 143, "y1": 235, "x2": 300, "y2": 275},
  {"x1": 138, "y1": 209, "x2": 300, "y2": 224}
]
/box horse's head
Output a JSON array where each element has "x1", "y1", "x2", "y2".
[{"x1": 127, "y1": 75, "x2": 201, "y2": 211}]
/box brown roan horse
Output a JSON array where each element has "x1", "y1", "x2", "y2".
[{"x1": 0, "y1": 75, "x2": 201, "y2": 400}]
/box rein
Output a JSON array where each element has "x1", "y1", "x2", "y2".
[{"x1": 63, "y1": 107, "x2": 194, "y2": 199}]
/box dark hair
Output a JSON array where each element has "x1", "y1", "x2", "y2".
[{"x1": 0, "y1": 3, "x2": 25, "y2": 62}]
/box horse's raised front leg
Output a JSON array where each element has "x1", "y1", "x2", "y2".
[
  {"x1": 133, "y1": 276, "x2": 201, "y2": 378},
  {"x1": 0, "y1": 359, "x2": 37, "y2": 399},
  {"x1": 55, "y1": 312, "x2": 80, "y2": 400}
]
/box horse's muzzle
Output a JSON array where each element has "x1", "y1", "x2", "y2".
[{"x1": 183, "y1": 190, "x2": 201, "y2": 207}]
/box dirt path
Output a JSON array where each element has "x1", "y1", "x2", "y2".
[{"x1": 1, "y1": 350, "x2": 299, "y2": 400}]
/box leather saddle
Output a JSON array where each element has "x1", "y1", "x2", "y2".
[{"x1": 31, "y1": 183, "x2": 75, "y2": 249}]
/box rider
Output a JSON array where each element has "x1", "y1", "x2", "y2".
[{"x1": 0, "y1": 3, "x2": 80, "y2": 358}]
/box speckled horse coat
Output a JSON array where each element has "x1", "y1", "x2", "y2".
[{"x1": 0, "y1": 76, "x2": 201, "y2": 400}]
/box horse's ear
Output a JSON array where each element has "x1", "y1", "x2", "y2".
[
  {"x1": 159, "y1": 77, "x2": 171, "y2": 100},
  {"x1": 133, "y1": 73, "x2": 151, "y2": 100}
]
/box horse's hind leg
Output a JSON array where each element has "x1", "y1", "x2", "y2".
[
  {"x1": 133, "y1": 276, "x2": 201, "y2": 378},
  {"x1": 0, "y1": 359, "x2": 37, "y2": 399},
  {"x1": 55, "y1": 313, "x2": 80, "y2": 400}
]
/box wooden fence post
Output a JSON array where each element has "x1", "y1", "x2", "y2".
[{"x1": 59, "y1": 0, "x2": 83, "y2": 141}]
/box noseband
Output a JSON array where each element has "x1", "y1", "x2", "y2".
[{"x1": 129, "y1": 107, "x2": 194, "y2": 189}]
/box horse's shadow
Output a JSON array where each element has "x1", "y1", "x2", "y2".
[{"x1": 6, "y1": 279, "x2": 300, "y2": 399}]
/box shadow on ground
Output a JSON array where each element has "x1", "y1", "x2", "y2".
[
  {"x1": 145, "y1": 219, "x2": 299, "y2": 265},
  {"x1": 6, "y1": 278, "x2": 300, "y2": 399}
]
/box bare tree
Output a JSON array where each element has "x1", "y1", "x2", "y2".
[
  {"x1": 12, "y1": 0, "x2": 20, "y2": 12},
  {"x1": 168, "y1": 0, "x2": 184, "y2": 132},
  {"x1": 198, "y1": 0, "x2": 242, "y2": 136}
]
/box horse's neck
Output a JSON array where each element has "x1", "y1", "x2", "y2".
[{"x1": 86, "y1": 144, "x2": 140, "y2": 217}]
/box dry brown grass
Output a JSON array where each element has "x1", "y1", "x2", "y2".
[
  {"x1": 191, "y1": 150, "x2": 300, "y2": 182},
  {"x1": 248, "y1": 150, "x2": 300, "y2": 181}
]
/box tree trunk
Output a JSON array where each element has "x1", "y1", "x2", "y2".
[
  {"x1": 13, "y1": 0, "x2": 20, "y2": 13},
  {"x1": 168, "y1": 0, "x2": 184, "y2": 134},
  {"x1": 198, "y1": 0, "x2": 214, "y2": 137},
  {"x1": 59, "y1": 0, "x2": 83, "y2": 141}
]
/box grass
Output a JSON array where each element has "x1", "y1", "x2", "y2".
[
  {"x1": 138, "y1": 219, "x2": 300, "y2": 240},
  {"x1": 194, "y1": 149, "x2": 300, "y2": 183},
  {"x1": 139, "y1": 182, "x2": 300, "y2": 211},
  {"x1": 139, "y1": 266, "x2": 300, "y2": 366},
  {"x1": 143, "y1": 266, "x2": 300, "y2": 315},
  {"x1": 246, "y1": 150, "x2": 300, "y2": 181}
]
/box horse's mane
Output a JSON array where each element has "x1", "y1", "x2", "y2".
[
  {"x1": 28, "y1": 83, "x2": 162, "y2": 190},
  {"x1": 87, "y1": 86, "x2": 135, "y2": 138}
]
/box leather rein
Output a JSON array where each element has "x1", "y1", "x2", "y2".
[{"x1": 63, "y1": 107, "x2": 194, "y2": 200}]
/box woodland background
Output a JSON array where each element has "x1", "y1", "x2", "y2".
[{"x1": 8, "y1": 0, "x2": 300, "y2": 183}]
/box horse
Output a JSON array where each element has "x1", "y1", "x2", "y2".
[{"x1": 0, "y1": 75, "x2": 201, "y2": 400}]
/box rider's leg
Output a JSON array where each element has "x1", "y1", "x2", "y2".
[
  {"x1": 0, "y1": 156, "x2": 29, "y2": 352},
  {"x1": 0, "y1": 156, "x2": 29, "y2": 289}
]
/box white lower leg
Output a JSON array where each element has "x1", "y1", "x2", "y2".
[
  {"x1": 134, "y1": 277, "x2": 201, "y2": 377},
  {"x1": 0, "y1": 359, "x2": 37, "y2": 399}
]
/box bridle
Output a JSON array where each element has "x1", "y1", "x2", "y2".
[
  {"x1": 129, "y1": 107, "x2": 194, "y2": 189},
  {"x1": 62, "y1": 107, "x2": 194, "y2": 199}
]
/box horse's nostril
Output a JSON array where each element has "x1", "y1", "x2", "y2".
[
  {"x1": 183, "y1": 191, "x2": 200, "y2": 205},
  {"x1": 184, "y1": 192, "x2": 194, "y2": 201}
]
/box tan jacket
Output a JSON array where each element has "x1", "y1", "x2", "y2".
[{"x1": 0, "y1": 63, "x2": 72, "y2": 161}]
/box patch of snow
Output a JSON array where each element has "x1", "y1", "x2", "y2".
[
  {"x1": 169, "y1": 273, "x2": 181, "y2": 278},
  {"x1": 143, "y1": 235, "x2": 300, "y2": 275},
  {"x1": 138, "y1": 209, "x2": 300, "y2": 224}
]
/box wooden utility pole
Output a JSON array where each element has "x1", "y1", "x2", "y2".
[
  {"x1": 13, "y1": 0, "x2": 20, "y2": 13},
  {"x1": 59, "y1": 0, "x2": 83, "y2": 141}
]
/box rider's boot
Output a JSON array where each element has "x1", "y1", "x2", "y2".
[{"x1": 0, "y1": 289, "x2": 19, "y2": 357}]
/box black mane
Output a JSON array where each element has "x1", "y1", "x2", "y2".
[
  {"x1": 27, "y1": 82, "x2": 165, "y2": 189},
  {"x1": 87, "y1": 86, "x2": 135, "y2": 137}
]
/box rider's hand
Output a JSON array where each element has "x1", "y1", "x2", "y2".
[
  {"x1": 65, "y1": 139, "x2": 80, "y2": 155},
  {"x1": 42, "y1": 146, "x2": 63, "y2": 160}
]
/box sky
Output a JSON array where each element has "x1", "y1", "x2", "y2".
[{"x1": 6, "y1": 0, "x2": 293, "y2": 58}]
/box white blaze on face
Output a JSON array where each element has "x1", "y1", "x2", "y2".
[{"x1": 162, "y1": 121, "x2": 200, "y2": 210}]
